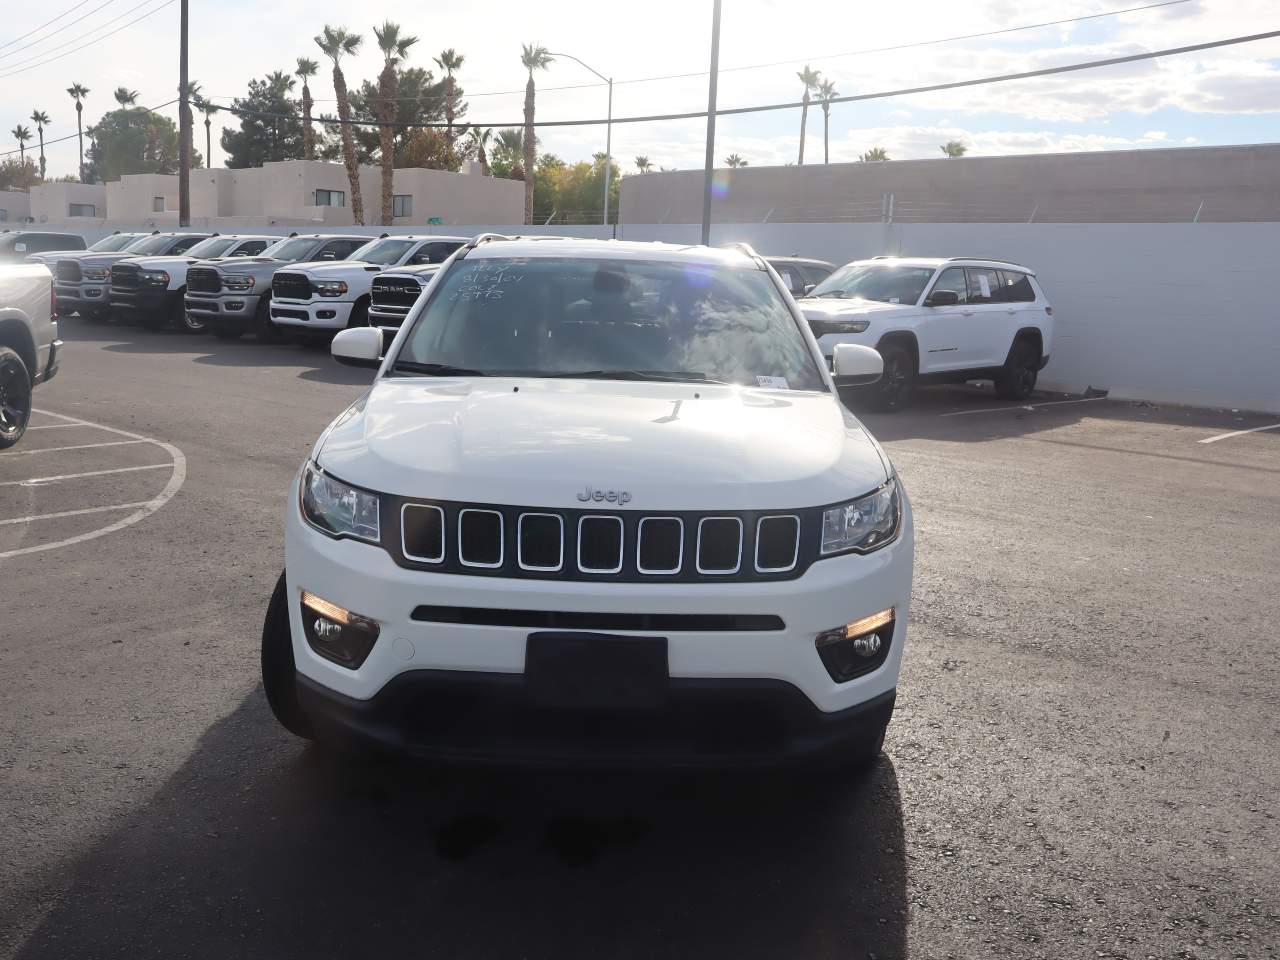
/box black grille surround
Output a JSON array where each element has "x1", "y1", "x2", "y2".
[
  {"x1": 186, "y1": 266, "x2": 221, "y2": 293},
  {"x1": 386, "y1": 496, "x2": 826, "y2": 583},
  {"x1": 56, "y1": 260, "x2": 82, "y2": 283},
  {"x1": 272, "y1": 271, "x2": 312, "y2": 300},
  {"x1": 371, "y1": 276, "x2": 422, "y2": 313},
  {"x1": 110, "y1": 263, "x2": 140, "y2": 289}
]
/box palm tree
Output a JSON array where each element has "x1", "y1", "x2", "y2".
[
  {"x1": 193, "y1": 94, "x2": 218, "y2": 168},
  {"x1": 634, "y1": 155, "x2": 652, "y2": 173},
  {"x1": 113, "y1": 87, "x2": 140, "y2": 107},
  {"x1": 467, "y1": 126, "x2": 492, "y2": 175},
  {"x1": 12, "y1": 125, "x2": 31, "y2": 165},
  {"x1": 940, "y1": 140, "x2": 967, "y2": 158},
  {"x1": 724, "y1": 153, "x2": 747, "y2": 168},
  {"x1": 373, "y1": 21, "x2": 418, "y2": 225},
  {"x1": 796, "y1": 65, "x2": 821, "y2": 165},
  {"x1": 296, "y1": 57, "x2": 319, "y2": 161},
  {"x1": 817, "y1": 79, "x2": 838, "y2": 164},
  {"x1": 859, "y1": 147, "x2": 889, "y2": 162},
  {"x1": 520, "y1": 44, "x2": 554, "y2": 225},
  {"x1": 434, "y1": 49, "x2": 465, "y2": 143},
  {"x1": 316, "y1": 25, "x2": 365, "y2": 225},
  {"x1": 67, "y1": 83, "x2": 89, "y2": 181},
  {"x1": 29, "y1": 110, "x2": 50, "y2": 180}
]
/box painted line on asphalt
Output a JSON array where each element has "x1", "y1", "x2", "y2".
[
  {"x1": 1197, "y1": 423, "x2": 1280, "y2": 444},
  {"x1": 25, "y1": 423, "x2": 91, "y2": 431},
  {"x1": 0, "y1": 463, "x2": 173, "y2": 487},
  {"x1": 8, "y1": 439, "x2": 150, "y2": 455},
  {"x1": 940, "y1": 396, "x2": 1109, "y2": 417},
  {"x1": 0, "y1": 501, "x2": 153, "y2": 526},
  {"x1": 0, "y1": 409, "x2": 186, "y2": 560}
]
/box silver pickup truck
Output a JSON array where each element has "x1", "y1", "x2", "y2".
[{"x1": 0, "y1": 264, "x2": 60, "y2": 449}]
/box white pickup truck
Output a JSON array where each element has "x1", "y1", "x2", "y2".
[
  {"x1": 0, "y1": 264, "x2": 59, "y2": 449},
  {"x1": 270, "y1": 235, "x2": 466, "y2": 334}
]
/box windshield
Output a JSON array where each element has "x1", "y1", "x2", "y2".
[
  {"x1": 395, "y1": 256, "x2": 826, "y2": 390},
  {"x1": 89, "y1": 234, "x2": 142, "y2": 252},
  {"x1": 260, "y1": 237, "x2": 321, "y2": 261},
  {"x1": 184, "y1": 237, "x2": 238, "y2": 259},
  {"x1": 809, "y1": 262, "x2": 937, "y2": 304},
  {"x1": 350, "y1": 238, "x2": 415, "y2": 265},
  {"x1": 126, "y1": 235, "x2": 185, "y2": 256}
]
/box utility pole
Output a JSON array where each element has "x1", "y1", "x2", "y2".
[
  {"x1": 178, "y1": 0, "x2": 191, "y2": 227},
  {"x1": 549, "y1": 52, "x2": 613, "y2": 229},
  {"x1": 700, "y1": 0, "x2": 722, "y2": 246}
]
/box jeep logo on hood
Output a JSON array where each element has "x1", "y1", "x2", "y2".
[{"x1": 577, "y1": 486, "x2": 632, "y2": 506}]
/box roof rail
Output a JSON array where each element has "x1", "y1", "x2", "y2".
[{"x1": 942, "y1": 255, "x2": 1025, "y2": 268}]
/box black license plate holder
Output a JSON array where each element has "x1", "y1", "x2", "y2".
[{"x1": 525, "y1": 632, "x2": 669, "y2": 710}]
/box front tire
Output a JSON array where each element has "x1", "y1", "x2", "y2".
[
  {"x1": 262, "y1": 573, "x2": 314, "y2": 740},
  {"x1": 346, "y1": 297, "x2": 370, "y2": 329},
  {"x1": 0, "y1": 347, "x2": 32, "y2": 450},
  {"x1": 866, "y1": 342, "x2": 916, "y2": 412},
  {"x1": 256, "y1": 296, "x2": 283, "y2": 343},
  {"x1": 994, "y1": 339, "x2": 1040, "y2": 400}
]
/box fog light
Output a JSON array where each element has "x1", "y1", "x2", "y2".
[
  {"x1": 226, "y1": 301, "x2": 244, "y2": 310},
  {"x1": 300, "y1": 589, "x2": 380, "y2": 669},
  {"x1": 318, "y1": 309, "x2": 336, "y2": 320},
  {"x1": 816, "y1": 607, "x2": 895, "y2": 682}
]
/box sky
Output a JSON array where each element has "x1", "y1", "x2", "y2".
[{"x1": 1, "y1": 0, "x2": 1278, "y2": 180}]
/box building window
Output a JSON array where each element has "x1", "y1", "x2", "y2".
[
  {"x1": 315, "y1": 189, "x2": 345, "y2": 208},
  {"x1": 68, "y1": 203, "x2": 97, "y2": 217},
  {"x1": 152, "y1": 196, "x2": 165, "y2": 212},
  {"x1": 392, "y1": 194, "x2": 413, "y2": 218}
]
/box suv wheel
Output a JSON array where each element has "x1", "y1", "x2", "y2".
[
  {"x1": 261, "y1": 573, "x2": 314, "y2": 740},
  {"x1": 0, "y1": 347, "x2": 33, "y2": 450},
  {"x1": 995, "y1": 339, "x2": 1040, "y2": 400},
  {"x1": 866, "y1": 342, "x2": 915, "y2": 412}
]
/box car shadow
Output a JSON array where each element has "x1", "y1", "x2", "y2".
[{"x1": 14, "y1": 689, "x2": 908, "y2": 960}]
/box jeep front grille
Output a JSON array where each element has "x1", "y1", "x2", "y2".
[
  {"x1": 56, "y1": 260, "x2": 82, "y2": 283},
  {"x1": 186, "y1": 267, "x2": 222, "y2": 293},
  {"x1": 272, "y1": 272, "x2": 312, "y2": 300},
  {"x1": 392, "y1": 499, "x2": 813, "y2": 583}
]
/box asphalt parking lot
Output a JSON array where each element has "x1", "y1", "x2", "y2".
[{"x1": 2, "y1": 321, "x2": 1278, "y2": 959}]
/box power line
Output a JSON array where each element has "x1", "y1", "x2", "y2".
[
  {"x1": 0, "y1": 98, "x2": 176, "y2": 157},
  {"x1": 0, "y1": 0, "x2": 120, "y2": 62},
  {"x1": 0, "y1": 0, "x2": 174, "y2": 79},
  {"x1": 0, "y1": 0, "x2": 102, "y2": 53}
]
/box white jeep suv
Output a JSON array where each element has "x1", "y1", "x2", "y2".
[
  {"x1": 262, "y1": 237, "x2": 914, "y2": 767},
  {"x1": 270, "y1": 235, "x2": 466, "y2": 334},
  {"x1": 799, "y1": 257, "x2": 1054, "y2": 410}
]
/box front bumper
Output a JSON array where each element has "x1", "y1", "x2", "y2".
[
  {"x1": 55, "y1": 282, "x2": 107, "y2": 314},
  {"x1": 185, "y1": 292, "x2": 262, "y2": 323},
  {"x1": 110, "y1": 287, "x2": 170, "y2": 316},
  {"x1": 271, "y1": 298, "x2": 356, "y2": 330}
]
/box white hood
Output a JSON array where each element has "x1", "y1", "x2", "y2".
[
  {"x1": 316, "y1": 379, "x2": 890, "y2": 511},
  {"x1": 291, "y1": 260, "x2": 380, "y2": 275},
  {"x1": 798, "y1": 298, "x2": 923, "y2": 322}
]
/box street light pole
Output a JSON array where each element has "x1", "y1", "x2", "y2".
[
  {"x1": 178, "y1": 0, "x2": 190, "y2": 227},
  {"x1": 549, "y1": 52, "x2": 613, "y2": 228},
  {"x1": 701, "y1": 0, "x2": 722, "y2": 245}
]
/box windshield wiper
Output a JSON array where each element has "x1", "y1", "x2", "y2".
[
  {"x1": 390, "y1": 361, "x2": 488, "y2": 377},
  {"x1": 540, "y1": 369, "x2": 726, "y2": 384}
]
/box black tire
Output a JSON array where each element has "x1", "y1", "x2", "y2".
[
  {"x1": 138, "y1": 304, "x2": 169, "y2": 331},
  {"x1": 994, "y1": 339, "x2": 1040, "y2": 400},
  {"x1": 85, "y1": 308, "x2": 109, "y2": 323},
  {"x1": 346, "y1": 297, "x2": 370, "y2": 329},
  {"x1": 261, "y1": 573, "x2": 314, "y2": 740},
  {"x1": 178, "y1": 302, "x2": 207, "y2": 334},
  {"x1": 865, "y1": 342, "x2": 916, "y2": 412},
  {"x1": 0, "y1": 347, "x2": 32, "y2": 450},
  {"x1": 256, "y1": 296, "x2": 283, "y2": 343}
]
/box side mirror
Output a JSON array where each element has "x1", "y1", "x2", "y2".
[
  {"x1": 925, "y1": 289, "x2": 959, "y2": 307},
  {"x1": 331, "y1": 326, "x2": 384, "y2": 369},
  {"x1": 832, "y1": 343, "x2": 883, "y2": 387},
  {"x1": 802, "y1": 283, "x2": 817, "y2": 296}
]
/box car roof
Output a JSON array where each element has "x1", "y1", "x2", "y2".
[
  {"x1": 859, "y1": 255, "x2": 1035, "y2": 274},
  {"x1": 464, "y1": 236, "x2": 764, "y2": 268},
  {"x1": 766, "y1": 256, "x2": 835, "y2": 269}
]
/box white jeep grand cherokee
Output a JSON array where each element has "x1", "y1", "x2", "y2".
[
  {"x1": 800, "y1": 257, "x2": 1054, "y2": 411},
  {"x1": 262, "y1": 237, "x2": 914, "y2": 767}
]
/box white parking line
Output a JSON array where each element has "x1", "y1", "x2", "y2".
[
  {"x1": 25, "y1": 423, "x2": 88, "y2": 431},
  {"x1": 1197, "y1": 423, "x2": 1280, "y2": 444},
  {"x1": 0, "y1": 409, "x2": 186, "y2": 560},
  {"x1": 940, "y1": 396, "x2": 1109, "y2": 417},
  {"x1": 9, "y1": 439, "x2": 150, "y2": 455},
  {"x1": 0, "y1": 501, "x2": 153, "y2": 526},
  {"x1": 0, "y1": 463, "x2": 173, "y2": 487}
]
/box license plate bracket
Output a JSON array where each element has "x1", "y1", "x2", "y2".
[{"x1": 525, "y1": 632, "x2": 669, "y2": 710}]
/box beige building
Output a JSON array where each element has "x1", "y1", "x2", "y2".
[
  {"x1": 28, "y1": 182, "x2": 109, "y2": 224},
  {"x1": 0, "y1": 190, "x2": 31, "y2": 224}
]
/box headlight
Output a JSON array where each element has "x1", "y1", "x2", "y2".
[
  {"x1": 222, "y1": 274, "x2": 255, "y2": 291},
  {"x1": 82, "y1": 268, "x2": 108, "y2": 280},
  {"x1": 820, "y1": 477, "x2": 901, "y2": 555},
  {"x1": 139, "y1": 269, "x2": 170, "y2": 287},
  {"x1": 314, "y1": 279, "x2": 348, "y2": 298},
  {"x1": 300, "y1": 463, "x2": 380, "y2": 542},
  {"x1": 809, "y1": 318, "x2": 870, "y2": 336}
]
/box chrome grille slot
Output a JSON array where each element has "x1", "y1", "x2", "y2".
[
  {"x1": 578, "y1": 516, "x2": 624, "y2": 574},
  {"x1": 458, "y1": 509, "x2": 503, "y2": 568},
  {"x1": 696, "y1": 517, "x2": 743, "y2": 574},
  {"x1": 518, "y1": 513, "x2": 563, "y2": 571},
  {"x1": 637, "y1": 517, "x2": 683, "y2": 574},
  {"x1": 755, "y1": 516, "x2": 800, "y2": 573},
  {"x1": 186, "y1": 267, "x2": 222, "y2": 293},
  {"x1": 401, "y1": 504, "x2": 445, "y2": 563}
]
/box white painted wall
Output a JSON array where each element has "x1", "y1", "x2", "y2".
[{"x1": 35, "y1": 220, "x2": 1280, "y2": 413}]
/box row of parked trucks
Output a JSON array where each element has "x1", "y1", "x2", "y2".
[{"x1": 36, "y1": 231, "x2": 469, "y2": 341}]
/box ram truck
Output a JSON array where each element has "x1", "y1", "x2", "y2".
[
  {"x1": 109, "y1": 234, "x2": 276, "y2": 332},
  {"x1": 0, "y1": 264, "x2": 59, "y2": 449},
  {"x1": 48, "y1": 233, "x2": 153, "y2": 316},
  {"x1": 184, "y1": 234, "x2": 373, "y2": 340},
  {"x1": 59, "y1": 233, "x2": 211, "y2": 321},
  {"x1": 270, "y1": 236, "x2": 465, "y2": 334},
  {"x1": 367, "y1": 263, "x2": 441, "y2": 335}
]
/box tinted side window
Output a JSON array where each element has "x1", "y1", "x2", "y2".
[
  {"x1": 170, "y1": 236, "x2": 204, "y2": 254},
  {"x1": 408, "y1": 241, "x2": 462, "y2": 265},
  {"x1": 930, "y1": 267, "x2": 968, "y2": 304},
  {"x1": 235, "y1": 240, "x2": 269, "y2": 256},
  {"x1": 769, "y1": 263, "x2": 805, "y2": 295},
  {"x1": 321, "y1": 239, "x2": 365, "y2": 260},
  {"x1": 966, "y1": 267, "x2": 1002, "y2": 304},
  {"x1": 997, "y1": 270, "x2": 1036, "y2": 303},
  {"x1": 800, "y1": 264, "x2": 833, "y2": 288}
]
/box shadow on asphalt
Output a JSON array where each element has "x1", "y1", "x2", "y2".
[{"x1": 16, "y1": 689, "x2": 907, "y2": 960}]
